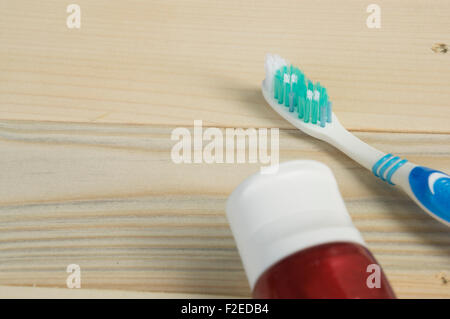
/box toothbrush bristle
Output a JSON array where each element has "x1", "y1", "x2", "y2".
[{"x1": 264, "y1": 54, "x2": 332, "y2": 126}]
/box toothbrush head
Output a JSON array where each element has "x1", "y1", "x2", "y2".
[{"x1": 263, "y1": 54, "x2": 338, "y2": 137}]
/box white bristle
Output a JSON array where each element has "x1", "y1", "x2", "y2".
[
  {"x1": 291, "y1": 73, "x2": 298, "y2": 83},
  {"x1": 314, "y1": 90, "x2": 320, "y2": 101},
  {"x1": 264, "y1": 53, "x2": 288, "y2": 92}
]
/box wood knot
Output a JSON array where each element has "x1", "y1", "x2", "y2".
[
  {"x1": 436, "y1": 271, "x2": 448, "y2": 285},
  {"x1": 431, "y1": 43, "x2": 448, "y2": 54}
]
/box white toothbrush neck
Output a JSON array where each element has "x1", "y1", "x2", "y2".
[
  {"x1": 324, "y1": 121, "x2": 385, "y2": 171},
  {"x1": 324, "y1": 121, "x2": 414, "y2": 188}
]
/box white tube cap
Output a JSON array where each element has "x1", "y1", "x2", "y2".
[{"x1": 226, "y1": 160, "x2": 366, "y2": 289}]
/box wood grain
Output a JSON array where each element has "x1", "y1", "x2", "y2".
[
  {"x1": 0, "y1": 0, "x2": 449, "y2": 132},
  {"x1": 0, "y1": 121, "x2": 448, "y2": 298},
  {"x1": 0, "y1": 285, "x2": 237, "y2": 299},
  {"x1": 0, "y1": 0, "x2": 449, "y2": 298}
]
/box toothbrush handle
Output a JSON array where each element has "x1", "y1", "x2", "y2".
[
  {"x1": 392, "y1": 163, "x2": 450, "y2": 226},
  {"x1": 328, "y1": 126, "x2": 449, "y2": 226}
]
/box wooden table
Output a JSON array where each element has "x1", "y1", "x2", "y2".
[{"x1": 0, "y1": 0, "x2": 449, "y2": 298}]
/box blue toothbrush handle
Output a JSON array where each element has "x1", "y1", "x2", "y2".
[
  {"x1": 406, "y1": 166, "x2": 450, "y2": 225},
  {"x1": 371, "y1": 153, "x2": 450, "y2": 225}
]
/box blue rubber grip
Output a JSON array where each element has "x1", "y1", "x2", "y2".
[
  {"x1": 372, "y1": 154, "x2": 408, "y2": 185},
  {"x1": 409, "y1": 166, "x2": 450, "y2": 223}
]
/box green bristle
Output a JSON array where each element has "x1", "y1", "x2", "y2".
[
  {"x1": 298, "y1": 97, "x2": 305, "y2": 119},
  {"x1": 307, "y1": 80, "x2": 314, "y2": 100},
  {"x1": 293, "y1": 67, "x2": 304, "y2": 107},
  {"x1": 320, "y1": 87, "x2": 328, "y2": 108},
  {"x1": 321, "y1": 91, "x2": 328, "y2": 121},
  {"x1": 304, "y1": 99, "x2": 311, "y2": 123},
  {"x1": 278, "y1": 82, "x2": 284, "y2": 104},
  {"x1": 279, "y1": 82, "x2": 284, "y2": 104},
  {"x1": 272, "y1": 64, "x2": 332, "y2": 127},
  {"x1": 284, "y1": 83, "x2": 290, "y2": 107},
  {"x1": 291, "y1": 71, "x2": 298, "y2": 107},
  {"x1": 311, "y1": 100, "x2": 318, "y2": 124},
  {"x1": 297, "y1": 72, "x2": 305, "y2": 94},
  {"x1": 311, "y1": 83, "x2": 320, "y2": 124},
  {"x1": 278, "y1": 68, "x2": 286, "y2": 104},
  {"x1": 292, "y1": 82, "x2": 297, "y2": 107},
  {"x1": 304, "y1": 81, "x2": 314, "y2": 123},
  {"x1": 273, "y1": 73, "x2": 280, "y2": 100},
  {"x1": 316, "y1": 82, "x2": 321, "y2": 93},
  {"x1": 319, "y1": 103, "x2": 326, "y2": 127},
  {"x1": 278, "y1": 84, "x2": 284, "y2": 104},
  {"x1": 284, "y1": 66, "x2": 292, "y2": 106}
]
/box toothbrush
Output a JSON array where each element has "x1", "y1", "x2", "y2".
[{"x1": 262, "y1": 54, "x2": 450, "y2": 226}]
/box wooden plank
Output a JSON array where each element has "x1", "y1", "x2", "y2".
[
  {"x1": 0, "y1": 121, "x2": 448, "y2": 298},
  {"x1": 1, "y1": 0, "x2": 449, "y2": 132},
  {"x1": 0, "y1": 285, "x2": 238, "y2": 299}
]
